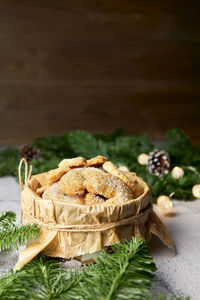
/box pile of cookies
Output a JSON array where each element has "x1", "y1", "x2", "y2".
[{"x1": 36, "y1": 156, "x2": 136, "y2": 206}]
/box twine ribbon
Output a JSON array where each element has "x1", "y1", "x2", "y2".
[
  {"x1": 18, "y1": 158, "x2": 32, "y2": 223},
  {"x1": 18, "y1": 158, "x2": 32, "y2": 191},
  {"x1": 23, "y1": 205, "x2": 153, "y2": 232}
]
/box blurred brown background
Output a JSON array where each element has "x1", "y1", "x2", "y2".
[{"x1": 0, "y1": 0, "x2": 199, "y2": 145}]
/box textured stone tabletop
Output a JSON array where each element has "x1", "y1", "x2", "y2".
[{"x1": 0, "y1": 176, "x2": 200, "y2": 299}]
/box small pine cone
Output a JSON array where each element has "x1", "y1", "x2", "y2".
[
  {"x1": 147, "y1": 149, "x2": 170, "y2": 176},
  {"x1": 19, "y1": 144, "x2": 41, "y2": 162}
]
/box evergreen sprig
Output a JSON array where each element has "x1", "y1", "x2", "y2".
[
  {"x1": 0, "y1": 128, "x2": 200, "y2": 202},
  {"x1": 0, "y1": 211, "x2": 40, "y2": 251},
  {"x1": 0, "y1": 257, "x2": 78, "y2": 299},
  {"x1": 0, "y1": 236, "x2": 189, "y2": 299},
  {"x1": 0, "y1": 269, "x2": 33, "y2": 299},
  {"x1": 67, "y1": 238, "x2": 156, "y2": 300},
  {"x1": 0, "y1": 147, "x2": 19, "y2": 177},
  {"x1": 0, "y1": 238, "x2": 156, "y2": 300}
]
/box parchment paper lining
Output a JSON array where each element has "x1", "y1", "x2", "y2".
[{"x1": 14, "y1": 159, "x2": 174, "y2": 271}]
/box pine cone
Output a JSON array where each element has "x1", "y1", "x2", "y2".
[
  {"x1": 147, "y1": 149, "x2": 170, "y2": 176},
  {"x1": 19, "y1": 145, "x2": 41, "y2": 162}
]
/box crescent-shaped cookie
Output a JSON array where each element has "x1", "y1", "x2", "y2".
[
  {"x1": 48, "y1": 157, "x2": 87, "y2": 185},
  {"x1": 102, "y1": 161, "x2": 136, "y2": 194},
  {"x1": 59, "y1": 167, "x2": 134, "y2": 204},
  {"x1": 59, "y1": 157, "x2": 87, "y2": 170},
  {"x1": 42, "y1": 182, "x2": 85, "y2": 204},
  {"x1": 87, "y1": 156, "x2": 107, "y2": 167}
]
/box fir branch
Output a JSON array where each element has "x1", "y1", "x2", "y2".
[
  {"x1": 0, "y1": 147, "x2": 18, "y2": 177},
  {"x1": 0, "y1": 238, "x2": 156, "y2": 300},
  {"x1": 0, "y1": 211, "x2": 40, "y2": 251},
  {"x1": 21, "y1": 257, "x2": 79, "y2": 299},
  {"x1": 0, "y1": 257, "x2": 79, "y2": 300},
  {"x1": 0, "y1": 211, "x2": 16, "y2": 223},
  {"x1": 0, "y1": 269, "x2": 33, "y2": 300},
  {"x1": 67, "y1": 238, "x2": 156, "y2": 300},
  {"x1": 165, "y1": 128, "x2": 200, "y2": 168},
  {"x1": 67, "y1": 130, "x2": 109, "y2": 159}
]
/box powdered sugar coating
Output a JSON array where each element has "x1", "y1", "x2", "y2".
[
  {"x1": 85, "y1": 193, "x2": 105, "y2": 205},
  {"x1": 60, "y1": 167, "x2": 134, "y2": 204},
  {"x1": 42, "y1": 182, "x2": 85, "y2": 204}
]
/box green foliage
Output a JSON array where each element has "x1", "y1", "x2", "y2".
[
  {"x1": 67, "y1": 130, "x2": 109, "y2": 159},
  {"x1": 67, "y1": 238, "x2": 156, "y2": 300},
  {"x1": 0, "y1": 269, "x2": 33, "y2": 300},
  {"x1": 0, "y1": 256, "x2": 79, "y2": 300},
  {"x1": 0, "y1": 211, "x2": 40, "y2": 251},
  {"x1": 165, "y1": 128, "x2": 200, "y2": 168},
  {"x1": 0, "y1": 211, "x2": 16, "y2": 223},
  {"x1": 0, "y1": 128, "x2": 200, "y2": 202},
  {"x1": 0, "y1": 238, "x2": 156, "y2": 300},
  {"x1": 0, "y1": 148, "x2": 18, "y2": 177}
]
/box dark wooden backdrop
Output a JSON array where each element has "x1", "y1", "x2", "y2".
[{"x1": 0, "y1": 0, "x2": 200, "y2": 145}]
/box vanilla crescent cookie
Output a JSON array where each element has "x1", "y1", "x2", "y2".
[
  {"x1": 59, "y1": 167, "x2": 134, "y2": 204},
  {"x1": 48, "y1": 157, "x2": 87, "y2": 185},
  {"x1": 87, "y1": 156, "x2": 107, "y2": 167},
  {"x1": 59, "y1": 157, "x2": 87, "y2": 170},
  {"x1": 42, "y1": 182, "x2": 85, "y2": 204},
  {"x1": 102, "y1": 161, "x2": 136, "y2": 194},
  {"x1": 48, "y1": 168, "x2": 66, "y2": 185}
]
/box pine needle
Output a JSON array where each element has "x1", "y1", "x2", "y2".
[{"x1": 0, "y1": 211, "x2": 40, "y2": 251}]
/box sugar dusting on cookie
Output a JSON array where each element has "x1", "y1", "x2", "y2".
[{"x1": 41, "y1": 157, "x2": 136, "y2": 206}]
